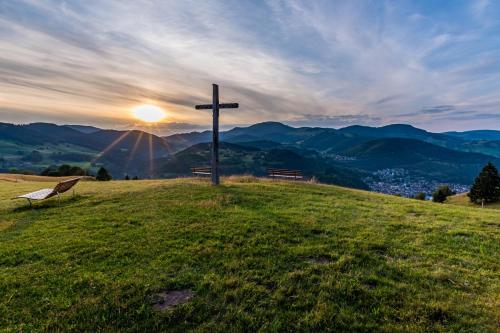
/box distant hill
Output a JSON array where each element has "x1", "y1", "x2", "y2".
[
  {"x1": 342, "y1": 138, "x2": 498, "y2": 183},
  {"x1": 3, "y1": 121, "x2": 500, "y2": 186},
  {"x1": 445, "y1": 130, "x2": 500, "y2": 141},
  {"x1": 232, "y1": 140, "x2": 284, "y2": 150},
  {"x1": 64, "y1": 124, "x2": 101, "y2": 134},
  {"x1": 163, "y1": 122, "x2": 357, "y2": 153},
  {"x1": 338, "y1": 124, "x2": 463, "y2": 148},
  {"x1": 222, "y1": 121, "x2": 327, "y2": 144},
  {"x1": 299, "y1": 130, "x2": 366, "y2": 152},
  {"x1": 162, "y1": 122, "x2": 333, "y2": 152},
  {"x1": 0, "y1": 122, "x2": 60, "y2": 145},
  {"x1": 339, "y1": 124, "x2": 438, "y2": 138},
  {"x1": 0, "y1": 122, "x2": 172, "y2": 177},
  {"x1": 163, "y1": 121, "x2": 500, "y2": 157},
  {"x1": 344, "y1": 138, "x2": 493, "y2": 164},
  {"x1": 153, "y1": 141, "x2": 369, "y2": 189},
  {"x1": 335, "y1": 124, "x2": 500, "y2": 157},
  {"x1": 163, "y1": 130, "x2": 212, "y2": 152},
  {"x1": 456, "y1": 140, "x2": 500, "y2": 158}
]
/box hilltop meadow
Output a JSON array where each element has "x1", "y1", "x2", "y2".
[
  {"x1": 0, "y1": 176, "x2": 498, "y2": 332},
  {"x1": 447, "y1": 192, "x2": 500, "y2": 210}
]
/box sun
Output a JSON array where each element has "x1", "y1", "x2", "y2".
[{"x1": 132, "y1": 104, "x2": 166, "y2": 123}]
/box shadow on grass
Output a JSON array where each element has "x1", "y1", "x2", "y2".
[{"x1": 12, "y1": 195, "x2": 86, "y2": 212}]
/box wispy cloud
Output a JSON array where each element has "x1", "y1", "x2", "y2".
[
  {"x1": 420, "y1": 105, "x2": 456, "y2": 114},
  {"x1": 287, "y1": 114, "x2": 382, "y2": 128},
  {"x1": 0, "y1": 0, "x2": 500, "y2": 133}
]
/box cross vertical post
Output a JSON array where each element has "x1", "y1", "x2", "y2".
[
  {"x1": 195, "y1": 84, "x2": 239, "y2": 186},
  {"x1": 212, "y1": 84, "x2": 220, "y2": 185}
]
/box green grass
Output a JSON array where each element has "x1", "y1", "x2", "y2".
[
  {"x1": 0, "y1": 177, "x2": 498, "y2": 332},
  {"x1": 0, "y1": 173, "x2": 94, "y2": 183},
  {"x1": 447, "y1": 193, "x2": 500, "y2": 210}
]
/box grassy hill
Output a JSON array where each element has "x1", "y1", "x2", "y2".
[
  {"x1": 446, "y1": 192, "x2": 500, "y2": 210},
  {"x1": 0, "y1": 173, "x2": 94, "y2": 183},
  {"x1": 0, "y1": 178, "x2": 498, "y2": 332}
]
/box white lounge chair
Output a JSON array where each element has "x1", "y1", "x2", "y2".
[{"x1": 14, "y1": 178, "x2": 81, "y2": 207}]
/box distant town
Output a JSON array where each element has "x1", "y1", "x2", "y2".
[{"x1": 364, "y1": 168, "x2": 470, "y2": 198}]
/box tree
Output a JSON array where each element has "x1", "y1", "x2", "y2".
[
  {"x1": 468, "y1": 162, "x2": 500, "y2": 205},
  {"x1": 432, "y1": 185, "x2": 454, "y2": 203},
  {"x1": 132, "y1": 176, "x2": 139, "y2": 180},
  {"x1": 57, "y1": 164, "x2": 78, "y2": 176},
  {"x1": 41, "y1": 164, "x2": 86, "y2": 177},
  {"x1": 414, "y1": 192, "x2": 426, "y2": 200},
  {"x1": 96, "y1": 167, "x2": 112, "y2": 181},
  {"x1": 124, "y1": 175, "x2": 130, "y2": 180}
]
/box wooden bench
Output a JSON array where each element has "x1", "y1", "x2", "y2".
[
  {"x1": 267, "y1": 168, "x2": 303, "y2": 180},
  {"x1": 191, "y1": 167, "x2": 212, "y2": 176}
]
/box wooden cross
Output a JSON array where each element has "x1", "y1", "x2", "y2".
[{"x1": 195, "y1": 84, "x2": 239, "y2": 185}]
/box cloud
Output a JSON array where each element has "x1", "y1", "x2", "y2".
[
  {"x1": 471, "y1": 0, "x2": 490, "y2": 19},
  {"x1": 0, "y1": 0, "x2": 500, "y2": 131},
  {"x1": 127, "y1": 122, "x2": 210, "y2": 136},
  {"x1": 287, "y1": 114, "x2": 382, "y2": 128},
  {"x1": 420, "y1": 105, "x2": 456, "y2": 114},
  {"x1": 370, "y1": 95, "x2": 405, "y2": 106}
]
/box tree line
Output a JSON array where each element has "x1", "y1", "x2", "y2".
[{"x1": 40, "y1": 164, "x2": 139, "y2": 182}]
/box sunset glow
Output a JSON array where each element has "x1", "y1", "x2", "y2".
[
  {"x1": 132, "y1": 105, "x2": 166, "y2": 123},
  {"x1": 1, "y1": 1, "x2": 500, "y2": 132}
]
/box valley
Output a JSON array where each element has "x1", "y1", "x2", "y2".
[{"x1": 1, "y1": 121, "x2": 499, "y2": 197}]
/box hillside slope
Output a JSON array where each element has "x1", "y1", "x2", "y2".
[
  {"x1": 0, "y1": 178, "x2": 498, "y2": 332},
  {"x1": 343, "y1": 138, "x2": 499, "y2": 183},
  {"x1": 446, "y1": 192, "x2": 500, "y2": 210},
  {"x1": 0, "y1": 123, "x2": 172, "y2": 177},
  {"x1": 153, "y1": 142, "x2": 369, "y2": 189},
  {"x1": 162, "y1": 121, "x2": 500, "y2": 158},
  {"x1": 445, "y1": 130, "x2": 500, "y2": 141}
]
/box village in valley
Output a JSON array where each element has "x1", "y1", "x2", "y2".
[{"x1": 365, "y1": 168, "x2": 470, "y2": 198}]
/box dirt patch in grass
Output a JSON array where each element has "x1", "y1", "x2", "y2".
[
  {"x1": 306, "y1": 256, "x2": 331, "y2": 264},
  {"x1": 152, "y1": 289, "x2": 194, "y2": 312}
]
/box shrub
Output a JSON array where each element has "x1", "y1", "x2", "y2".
[
  {"x1": 432, "y1": 185, "x2": 454, "y2": 203},
  {"x1": 414, "y1": 192, "x2": 426, "y2": 200}
]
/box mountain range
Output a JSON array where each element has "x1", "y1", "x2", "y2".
[
  {"x1": 0, "y1": 122, "x2": 171, "y2": 177},
  {"x1": 1, "y1": 121, "x2": 499, "y2": 194}
]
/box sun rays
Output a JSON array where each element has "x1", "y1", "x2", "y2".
[
  {"x1": 91, "y1": 116, "x2": 173, "y2": 179},
  {"x1": 91, "y1": 130, "x2": 132, "y2": 164}
]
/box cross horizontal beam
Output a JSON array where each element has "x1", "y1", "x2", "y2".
[{"x1": 195, "y1": 103, "x2": 239, "y2": 110}]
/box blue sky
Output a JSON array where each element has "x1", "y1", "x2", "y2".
[{"x1": 0, "y1": 0, "x2": 499, "y2": 133}]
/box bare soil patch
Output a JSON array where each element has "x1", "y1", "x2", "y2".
[
  {"x1": 152, "y1": 289, "x2": 194, "y2": 312},
  {"x1": 306, "y1": 256, "x2": 331, "y2": 264}
]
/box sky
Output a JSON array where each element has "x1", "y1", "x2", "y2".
[{"x1": 0, "y1": 0, "x2": 500, "y2": 134}]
